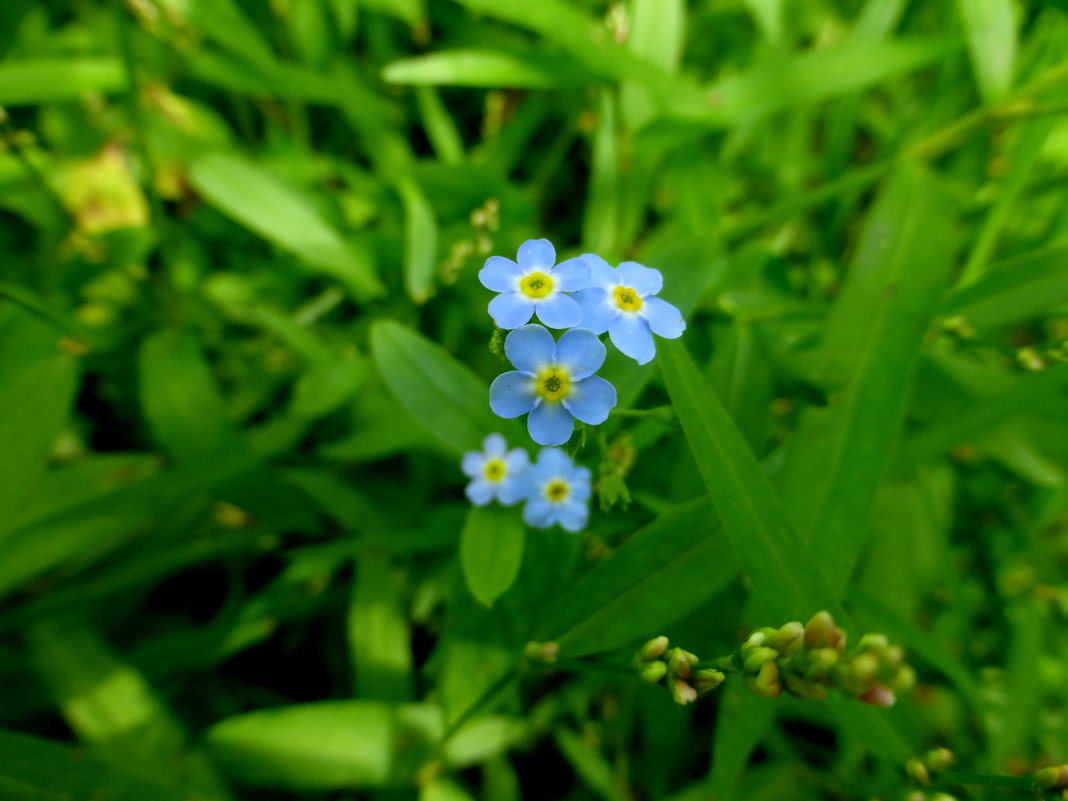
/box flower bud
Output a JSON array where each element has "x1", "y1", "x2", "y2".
[
  {"x1": 923, "y1": 748, "x2": 954, "y2": 773},
  {"x1": 772, "y1": 621, "x2": 805, "y2": 656},
  {"x1": 746, "y1": 661, "x2": 782, "y2": 698},
  {"x1": 803, "y1": 648, "x2": 840, "y2": 681},
  {"x1": 523, "y1": 641, "x2": 560, "y2": 663},
  {"x1": 804, "y1": 611, "x2": 846, "y2": 652},
  {"x1": 667, "y1": 648, "x2": 698, "y2": 680},
  {"x1": 857, "y1": 684, "x2": 896, "y2": 707},
  {"x1": 782, "y1": 672, "x2": 827, "y2": 700},
  {"x1": 1036, "y1": 765, "x2": 1068, "y2": 790},
  {"x1": 694, "y1": 669, "x2": 725, "y2": 696},
  {"x1": 742, "y1": 646, "x2": 778, "y2": 676},
  {"x1": 671, "y1": 678, "x2": 698, "y2": 705},
  {"x1": 640, "y1": 636, "x2": 669, "y2": 662},
  {"x1": 640, "y1": 661, "x2": 668, "y2": 684},
  {"x1": 905, "y1": 757, "x2": 930, "y2": 785}
]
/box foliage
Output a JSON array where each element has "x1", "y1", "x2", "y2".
[{"x1": 1, "y1": 0, "x2": 1068, "y2": 799}]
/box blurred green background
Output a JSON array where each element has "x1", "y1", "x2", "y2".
[{"x1": 2, "y1": 0, "x2": 1068, "y2": 799}]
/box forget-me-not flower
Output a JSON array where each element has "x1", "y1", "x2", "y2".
[
  {"x1": 574, "y1": 255, "x2": 686, "y2": 365},
  {"x1": 521, "y1": 447, "x2": 591, "y2": 532},
  {"x1": 479, "y1": 239, "x2": 590, "y2": 329},
  {"x1": 489, "y1": 324, "x2": 617, "y2": 446},
  {"x1": 460, "y1": 433, "x2": 529, "y2": 506}
]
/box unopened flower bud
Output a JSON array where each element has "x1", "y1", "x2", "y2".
[
  {"x1": 694, "y1": 669, "x2": 725, "y2": 695},
  {"x1": 893, "y1": 664, "x2": 916, "y2": 693},
  {"x1": 803, "y1": 648, "x2": 840, "y2": 681},
  {"x1": 668, "y1": 648, "x2": 697, "y2": 680},
  {"x1": 1036, "y1": 765, "x2": 1068, "y2": 790},
  {"x1": 746, "y1": 661, "x2": 782, "y2": 698},
  {"x1": 672, "y1": 678, "x2": 698, "y2": 705},
  {"x1": 924, "y1": 748, "x2": 954, "y2": 773},
  {"x1": 782, "y1": 672, "x2": 827, "y2": 700},
  {"x1": 772, "y1": 621, "x2": 805, "y2": 656},
  {"x1": 640, "y1": 636, "x2": 669, "y2": 661},
  {"x1": 804, "y1": 611, "x2": 846, "y2": 652},
  {"x1": 742, "y1": 646, "x2": 778, "y2": 676},
  {"x1": 640, "y1": 661, "x2": 668, "y2": 684},
  {"x1": 523, "y1": 641, "x2": 559, "y2": 663},
  {"x1": 905, "y1": 757, "x2": 930, "y2": 785},
  {"x1": 858, "y1": 684, "x2": 896, "y2": 707}
]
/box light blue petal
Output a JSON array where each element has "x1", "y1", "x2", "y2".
[
  {"x1": 618, "y1": 261, "x2": 662, "y2": 295},
  {"x1": 563, "y1": 375, "x2": 616, "y2": 425},
  {"x1": 534, "y1": 293, "x2": 582, "y2": 329},
  {"x1": 496, "y1": 476, "x2": 526, "y2": 506},
  {"x1": 504, "y1": 448, "x2": 530, "y2": 474},
  {"x1": 461, "y1": 451, "x2": 484, "y2": 477},
  {"x1": 555, "y1": 328, "x2": 606, "y2": 380},
  {"x1": 551, "y1": 257, "x2": 590, "y2": 292},
  {"x1": 479, "y1": 256, "x2": 522, "y2": 292},
  {"x1": 523, "y1": 496, "x2": 555, "y2": 528},
  {"x1": 574, "y1": 289, "x2": 616, "y2": 334},
  {"x1": 609, "y1": 314, "x2": 656, "y2": 365},
  {"x1": 568, "y1": 466, "x2": 593, "y2": 501},
  {"x1": 483, "y1": 433, "x2": 508, "y2": 457},
  {"x1": 580, "y1": 253, "x2": 617, "y2": 290},
  {"x1": 536, "y1": 447, "x2": 572, "y2": 477},
  {"x1": 528, "y1": 402, "x2": 574, "y2": 446},
  {"x1": 504, "y1": 324, "x2": 556, "y2": 373},
  {"x1": 488, "y1": 292, "x2": 535, "y2": 329},
  {"x1": 557, "y1": 499, "x2": 589, "y2": 532},
  {"x1": 465, "y1": 479, "x2": 494, "y2": 506},
  {"x1": 517, "y1": 238, "x2": 555, "y2": 271},
  {"x1": 489, "y1": 372, "x2": 538, "y2": 418},
  {"x1": 642, "y1": 296, "x2": 686, "y2": 339}
]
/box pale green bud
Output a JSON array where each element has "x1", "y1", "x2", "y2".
[
  {"x1": 772, "y1": 621, "x2": 805, "y2": 656},
  {"x1": 1036, "y1": 765, "x2": 1068, "y2": 790},
  {"x1": 640, "y1": 661, "x2": 668, "y2": 684},
  {"x1": 924, "y1": 748, "x2": 954, "y2": 773},
  {"x1": 671, "y1": 678, "x2": 697, "y2": 705},
  {"x1": 905, "y1": 758, "x2": 930, "y2": 785},
  {"x1": 668, "y1": 648, "x2": 698, "y2": 679},
  {"x1": 804, "y1": 611, "x2": 846, "y2": 652},
  {"x1": 742, "y1": 646, "x2": 779, "y2": 675},
  {"x1": 640, "y1": 636, "x2": 669, "y2": 661},
  {"x1": 694, "y1": 669, "x2": 725, "y2": 695},
  {"x1": 782, "y1": 672, "x2": 827, "y2": 701},
  {"x1": 523, "y1": 641, "x2": 560, "y2": 663},
  {"x1": 747, "y1": 661, "x2": 782, "y2": 698},
  {"x1": 803, "y1": 648, "x2": 839, "y2": 681}
]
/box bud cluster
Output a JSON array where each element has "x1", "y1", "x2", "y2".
[
  {"x1": 906, "y1": 748, "x2": 955, "y2": 786},
  {"x1": 635, "y1": 611, "x2": 914, "y2": 709},
  {"x1": 1036, "y1": 764, "x2": 1068, "y2": 794}
]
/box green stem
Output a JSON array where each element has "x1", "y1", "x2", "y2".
[
  {"x1": 439, "y1": 668, "x2": 518, "y2": 744},
  {"x1": 610, "y1": 406, "x2": 677, "y2": 423},
  {"x1": 933, "y1": 770, "x2": 1037, "y2": 793},
  {"x1": 544, "y1": 658, "x2": 637, "y2": 676}
]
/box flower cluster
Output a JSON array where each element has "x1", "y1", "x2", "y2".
[
  {"x1": 636, "y1": 610, "x2": 915, "y2": 708},
  {"x1": 461, "y1": 434, "x2": 591, "y2": 532},
  {"x1": 480, "y1": 239, "x2": 686, "y2": 447}
]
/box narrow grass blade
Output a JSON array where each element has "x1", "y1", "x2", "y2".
[{"x1": 955, "y1": 0, "x2": 1017, "y2": 102}]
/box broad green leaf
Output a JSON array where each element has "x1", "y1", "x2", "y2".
[
  {"x1": 349, "y1": 553, "x2": 414, "y2": 700},
  {"x1": 777, "y1": 167, "x2": 957, "y2": 593},
  {"x1": 629, "y1": 0, "x2": 685, "y2": 71},
  {"x1": 942, "y1": 243, "x2": 1068, "y2": 331},
  {"x1": 206, "y1": 701, "x2": 394, "y2": 789},
  {"x1": 541, "y1": 499, "x2": 739, "y2": 657},
  {"x1": 555, "y1": 728, "x2": 628, "y2": 801},
  {"x1": 658, "y1": 340, "x2": 835, "y2": 622},
  {"x1": 0, "y1": 728, "x2": 193, "y2": 801},
  {"x1": 461, "y1": 505, "x2": 526, "y2": 609},
  {"x1": 371, "y1": 320, "x2": 518, "y2": 454},
  {"x1": 188, "y1": 152, "x2": 384, "y2": 301},
  {"x1": 383, "y1": 50, "x2": 570, "y2": 88},
  {"x1": 421, "y1": 778, "x2": 478, "y2": 801},
  {"x1": 0, "y1": 59, "x2": 125, "y2": 105},
  {"x1": 955, "y1": 0, "x2": 1017, "y2": 102},
  {"x1": 0, "y1": 309, "x2": 79, "y2": 534},
  {"x1": 395, "y1": 175, "x2": 438, "y2": 303},
  {"x1": 708, "y1": 687, "x2": 776, "y2": 801},
  {"x1": 362, "y1": 0, "x2": 423, "y2": 26}
]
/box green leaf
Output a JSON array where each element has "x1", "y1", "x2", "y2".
[
  {"x1": 0, "y1": 309, "x2": 79, "y2": 534},
  {"x1": 395, "y1": 176, "x2": 439, "y2": 303},
  {"x1": 0, "y1": 728, "x2": 194, "y2": 801},
  {"x1": 555, "y1": 728, "x2": 628, "y2": 801},
  {"x1": 658, "y1": 340, "x2": 835, "y2": 622},
  {"x1": 206, "y1": 701, "x2": 394, "y2": 789},
  {"x1": 0, "y1": 59, "x2": 126, "y2": 105},
  {"x1": 383, "y1": 50, "x2": 570, "y2": 88},
  {"x1": 349, "y1": 554, "x2": 414, "y2": 700},
  {"x1": 460, "y1": 505, "x2": 526, "y2": 609},
  {"x1": 187, "y1": 152, "x2": 384, "y2": 301},
  {"x1": 955, "y1": 0, "x2": 1017, "y2": 102},
  {"x1": 541, "y1": 499, "x2": 739, "y2": 657},
  {"x1": 371, "y1": 320, "x2": 518, "y2": 454},
  {"x1": 777, "y1": 166, "x2": 957, "y2": 593}
]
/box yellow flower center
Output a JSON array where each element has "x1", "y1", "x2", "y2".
[
  {"x1": 483, "y1": 459, "x2": 506, "y2": 482},
  {"x1": 612, "y1": 285, "x2": 643, "y2": 311},
  {"x1": 520, "y1": 271, "x2": 554, "y2": 299},
  {"x1": 535, "y1": 367, "x2": 570, "y2": 402},
  {"x1": 545, "y1": 479, "x2": 570, "y2": 502}
]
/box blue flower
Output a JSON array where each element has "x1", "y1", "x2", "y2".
[
  {"x1": 489, "y1": 325, "x2": 617, "y2": 446},
  {"x1": 574, "y1": 255, "x2": 686, "y2": 365},
  {"x1": 479, "y1": 239, "x2": 591, "y2": 329},
  {"x1": 460, "y1": 433, "x2": 529, "y2": 506},
  {"x1": 520, "y1": 447, "x2": 591, "y2": 532}
]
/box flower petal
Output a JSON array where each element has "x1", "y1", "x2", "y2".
[
  {"x1": 574, "y1": 289, "x2": 616, "y2": 334},
  {"x1": 563, "y1": 375, "x2": 616, "y2": 425},
  {"x1": 569, "y1": 466, "x2": 593, "y2": 501},
  {"x1": 461, "y1": 451, "x2": 484, "y2": 477},
  {"x1": 580, "y1": 253, "x2": 618, "y2": 290},
  {"x1": 483, "y1": 433, "x2": 507, "y2": 457},
  {"x1": 551, "y1": 257, "x2": 591, "y2": 292},
  {"x1": 504, "y1": 448, "x2": 530, "y2": 474},
  {"x1": 489, "y1": 371, "x2": 538, "y2": 418},
  {"x1": 609, "y1": 315, "x2": 656, "y2": 365},
  {"x1": 479, "y1": 256, "x2": 522, "y2": 292},
  {"x1": 523, "y1": 497, "x2": 555, "y2": 528},
  {"x1": 555, "y1": 328, "x2": 606, "y2": 379},
  {"x1": 496, "y1": 476, "x2": 526, "y2": 506},
  {"x1": 488, "y1": 292, "x2": 535, "y2": 329},
  {"x1": 517, "y1": 238, "x2": 555, "y2": 271},
  {"x1": 528, "y1": 402, "x2": 574, "y2": 446},
  {"x1": 465, "y1": 479, "x2": 494, "y2": 506},
  {"x1": 617, "y1": 261, "x2": 662, "y2": 295},
  {"x1": 504, "y1": 324, "x2": 556, "y2": 373},
  {"x1": 536, "y1": 447, "x2": 572, "y2": 477},
  {"x1": 557, "y1": 498, "x2": 589, "y2": 532},
  {"x1": 534, "y1": 293, "x2": 583, "y2": 329},
  {"x1": 642, "y1": 296, "x2": 686, "y2": 339}
]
